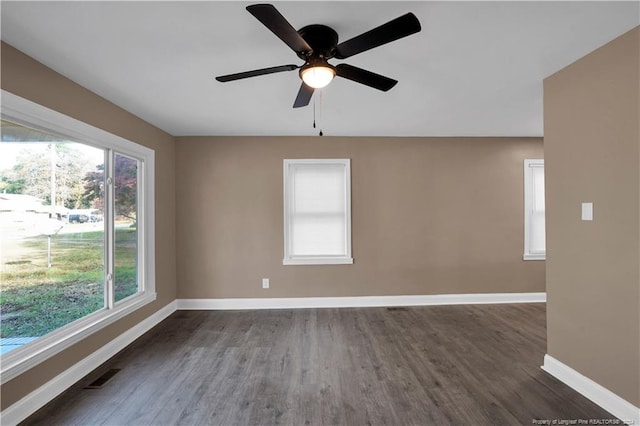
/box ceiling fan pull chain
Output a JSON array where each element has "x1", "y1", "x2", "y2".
[
  {"x1": 313, "y1": 96, "x2": 316, "y2": 129},
  {"x1": 319, "y1": 90, "x2": 324, "y2": 136}
]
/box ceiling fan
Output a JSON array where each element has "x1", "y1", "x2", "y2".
[{"x1": 215, "y1": 4, "x2": 421, "y2": 108}]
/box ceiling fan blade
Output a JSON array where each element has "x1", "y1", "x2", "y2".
[
  {"x1": 215, "y1": 64, "x2": 298, "y2": 82},
  {"x1": 334, "y1": 13, "x2": 421, "y2": 59},
  {"x1": 246, "y1": 4, "x2": 312, "y2": 54},
  {"x1": 293, "y1": 82, "x2": 314, "y2": 108},
  {"x1": 335, "y1": 64, "x2": 397, "y2": 91}
]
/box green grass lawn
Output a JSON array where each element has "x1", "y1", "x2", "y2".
[{"x1": 0, "y1": 228, "x2": 137, "y2": 338}]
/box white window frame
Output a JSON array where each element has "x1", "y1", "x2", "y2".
[
  {"x1": 0, "y1": 90, "x2": 156, "y2": 384},
  {"x1": 283, "y1": 159, "x2": 353, "y2": 265},
  {"x1": 523, "y1": 159, "x2": 545, "y2": 260}
]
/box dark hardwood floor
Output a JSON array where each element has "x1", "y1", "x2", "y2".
[{"x1": 24, "y1": 303, "x2": 616, "y2": 425}]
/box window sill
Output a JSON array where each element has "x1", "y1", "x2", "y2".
[
  {"x1": 283, "y1": 257, "x2": 354, "y2": 265},
  {"x1": 0, "y1": 291, "x2": 156, "y2": 385},
  {"x1": 523, "y1": 253, "x2": 546, "y2": 261}
]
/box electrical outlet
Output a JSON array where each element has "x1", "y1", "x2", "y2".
[{"x1": 262, "y1": 278, "x2": 269, "y2": 289}]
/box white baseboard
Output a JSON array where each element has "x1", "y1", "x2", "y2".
[
  {"x1": 177, "y1": 292, "x2": 546, "y2": 310},
  {"x1": 0, "y1": 300, "x2": 177, "y2": 426},
  {"x1": 542, "y1": 354, "x2": 640, "y2": 424}
]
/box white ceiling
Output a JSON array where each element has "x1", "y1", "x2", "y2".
[{"x1": 1, "y1": 1, "x2": 638, "y2": 137}]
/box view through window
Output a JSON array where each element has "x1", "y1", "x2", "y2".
[
  {"x1": 114, "y1": 153, "x2": 139, "y2": 302},
  {"x1": 0, "y1": 120, "x2": 139, "y2": 354}
]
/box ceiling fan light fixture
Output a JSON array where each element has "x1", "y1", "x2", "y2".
[{"x1": 300, "y1": 64, "x2": 336, "y2": 89}]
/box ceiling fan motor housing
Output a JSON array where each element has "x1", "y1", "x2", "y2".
[{"x1": 297, "y1": 24, "x2": 339, "y2": 60}]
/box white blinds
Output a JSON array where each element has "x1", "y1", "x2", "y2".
[
  {"x1": 284, "y1": 159, "x2": 352, "y2": 264},
  {"x1": 529, "y1": 164, "x2": 546, "y2": 253},
  {"x1": 524, "y1": 159, "x2": 545, "y2": 259}
]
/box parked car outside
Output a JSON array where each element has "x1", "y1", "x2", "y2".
[{"x1": 68, "y1": 214, "x2": 89, "y2": 224}]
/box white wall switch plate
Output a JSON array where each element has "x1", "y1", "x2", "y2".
[
  {"x1": 262, "y1": 278, "x2": 269, "y2": 289},
  {"x1": 581, "y1": 202, "x2": 593, "y2": 221}
]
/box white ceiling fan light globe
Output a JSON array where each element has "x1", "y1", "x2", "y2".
[{"x1": 301, "y1": 66, "x2": 335, "y2": 89}]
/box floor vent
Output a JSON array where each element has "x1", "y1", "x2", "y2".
[
  {"x1": 85, "y1": 368, "x2": 121, "y2": 389},
  {"x1": 386, "y1": 307, "x2": 409, "y2": 311}
]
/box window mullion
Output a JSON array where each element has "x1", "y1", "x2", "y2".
[
  {"x1": 137, "y1": 159, "x2": 144, "y2": 292},
  {"x1": 105, "y1": 150, "x2": 115, "y2": 309}
]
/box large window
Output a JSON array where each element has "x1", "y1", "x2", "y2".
[
  {"x1": 283, "y1": 159, "x2": 353, "y2": 265},
  {"x1": 524, "y1": 159, "x2": 545, "y2": 260},
  {"x1": 0, "y1": 91, "x2": 155, "y2": 383}
]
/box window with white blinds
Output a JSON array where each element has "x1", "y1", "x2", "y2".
[
  {"x1": 524, "y1": 159, "x2": 545, "y2": 260},
  {"x1": 283, "y1": 159, "x2": 353, "y2": 265}
]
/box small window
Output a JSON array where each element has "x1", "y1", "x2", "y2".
[
  {"x1": 283, "y1": 159, "x2": 353, "y2": 265},
  {"x1": 524, "y1": 159, "x2": 545, "y2": 260}
]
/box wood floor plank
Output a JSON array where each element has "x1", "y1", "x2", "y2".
[{"x1": 22, "y1": 303, "x2": 619, "y2": 425}]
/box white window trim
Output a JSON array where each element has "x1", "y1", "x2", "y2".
[
  {"x1": 0, "y1": 90, "x2": 156, "y2": 384},
  {"x1": 523, "y1": 159, "x2": 545, "y2": 261},
  {"x1": 283, "y1": 159, "x2": 353, "y2": 265}
]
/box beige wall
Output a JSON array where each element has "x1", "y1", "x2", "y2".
[
  {"x1": 544, "y1": 27, "x2": 640, "y2": 406},
  {"x1": 176, "y1": 136, "x2": 544, "y2": 299},
  {"x1": 0, "y1": 42, "x2": 177, "y2": 409}
]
